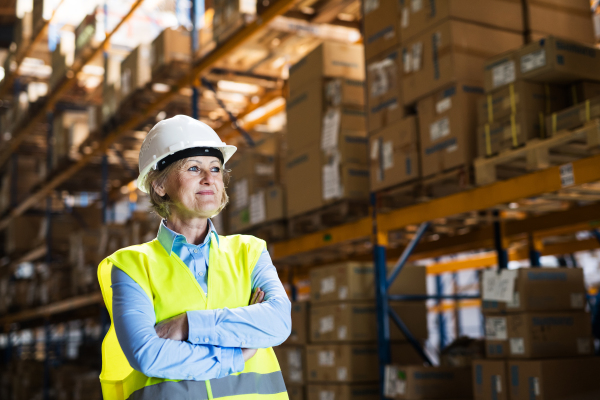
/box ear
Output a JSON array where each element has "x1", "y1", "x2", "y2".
[{"x1": 153, "y1": 180, "x2": 167, "y2": 197}]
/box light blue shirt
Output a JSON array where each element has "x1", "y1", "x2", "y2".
[{"x1": 110, "y1": 219, "x2": 291, "y2": 381}]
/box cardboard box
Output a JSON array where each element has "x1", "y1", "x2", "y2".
[
  {"x1": 399, "y1": 0, "x2": 523, "y2": 43},
  {"x1": 228, "y1": 207, "x2": 251, "y2": 233},
  {"x1": 287, "y1": 385, "x2": 305, "y2": 400},
  {"x1": 481, "y1": 267, "x2": 587, "y2": 314},
  {"x1": 121, "y1": 44, "x2": 151, "y2": 99},
  {"x1": 473, "y1": 360, "x2": 508, "y2": 400},
  {"x1": 321, "y1": 162, "x2": 370, "y2": 204},
  {"x1": 286, "y1": 145, "x2": 323, "y2": 217},
  {"x1": 384, "y1": 365, "x2": 473, "y2": 399},
  {"x1": 310, "y1": 301, "x2": 428, "y2": 343},
  {"x1": 230, "y1": 152, "x2": 280, "y2": 186},
  {"x1": 417, "y1": 82, "x2": 484, "y2": 177},
  {"x1": 366, "y1": 47, "x2": 404, "y2": 132},
  {"x1": 287, "y1": 82, "x2": 323, "y2": 151},
  {"x1": 325, "y1": 79, "x2": 365, "y2": 107},
  {"x1": 150, "y1": 28, "x2": 191, "y2": 78},
  {"x1": 274, "y1": 345, "x2": 306, "y2": 385},
  {"x1": 526, "y1": 0, "x2": 595, "y2": 45},
  {"x1": 307, "y1": 343, "x2": 423, "y2": 383},
  {"x1": 568, "y1": 81, "x2": 600, "y2": 106},
  {"x1": 286, "y1": 301, "x2": 309, "y2": 345},
  {"x1": 483, "y1": 37, "x2": 600, "y2": 92},
  {"x1": 307, "y1": 384, "x2": 379, "y2": 400},
  {"x1": 364, "y1": 0, "x2": 399, "y2": 60},
  {"x1": 289, "y1": 42, "x2": 365, "y2": 94},
  {"x1": 477, "y1": 111, "x2": 545, "y2": 157},
  {"x1": 484, "y1": 311, "x2": 593, "y2": 359},
  {"x1": 6, "y1": 215, "x2": 45, "y2": 254},
  {"x1": 508, "y1": 357, "x2": 600, "y2": 400},
  {"x1": 402, "y1": 20, "x2": 522, "y2": 105},
  {"x1": 74, "y1": 8, "x2": 102, "y2": 57},
  {"x1": 230, "y1": 185, "x2": 285, "y2": 229},
  {"x1": 545, "y1": 95, "x2": 600, "y2": 136},
  {"x1": 310, "y1": 263, "x2": 427, "y2": 304},
  {"x1": 477, "y1": 81, "x2": 567, "y2": 125},
  {"x1": 369, "y1": 116, "x2": 419, "y2": 191}
]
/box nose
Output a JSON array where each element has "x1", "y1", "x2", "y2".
[{"x1": 200, "y1": 169, "x2": 215, "y2": 185}]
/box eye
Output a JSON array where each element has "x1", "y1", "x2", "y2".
[
  {"x1": 188, "y1": 166, "x2": 199, "y2": 172},
  {"x1": 211, "y1": 167, "x2": 221, "y2": 173}
]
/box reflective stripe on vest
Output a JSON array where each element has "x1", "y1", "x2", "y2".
[
  {"x1": 129, "y1": 371, "x2": 286, "y2": 400},
  {"x1": 97, "y1": 235, "x2": 288, "y2": 400}
]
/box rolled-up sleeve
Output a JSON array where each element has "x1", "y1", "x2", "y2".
[
  {"x1": 111, "y1": 266, "x2": 245, "y2": 380},
  {"x1": 187, "y1": 249, "x2": 292, "y2": 348}
]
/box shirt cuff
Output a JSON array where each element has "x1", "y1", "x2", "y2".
[
  {"x1": 187, "y1": 310, "x2": 216, "y2": 345},
  {"x1": 218, "y1": 347, "x2": 245, "y2": 378}
]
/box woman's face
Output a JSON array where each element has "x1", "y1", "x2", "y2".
[{"x1": 156, "y1": 156, "x2": 224, "y2": 219}]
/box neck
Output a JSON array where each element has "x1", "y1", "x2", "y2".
[{"x1": 166, "y1": 214, "x2": 210, "y2": 245}]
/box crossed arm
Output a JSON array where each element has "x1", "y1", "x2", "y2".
[{"x1": 110, "y1": 249, "x2": 292, "y2": 381}]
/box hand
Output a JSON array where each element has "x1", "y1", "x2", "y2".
[
  {"x1": 249, "y1": 288, "x2": 265, "y2": 305},
  {"x1": 242, "y1": 348, "x2": 257, "y2": 362},
  {"x1": 155, "y1": 313, "x2": 189, "y2": 341}
]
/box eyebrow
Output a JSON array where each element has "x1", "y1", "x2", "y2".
[{"x1": 185, "y1": 158, "x2": 221, "y2": 165}]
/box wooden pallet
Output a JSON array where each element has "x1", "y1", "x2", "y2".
[
  {"x1": 288, "y1": 199, "x2": 369, "y2": 238},
  {"x1": 474, "y1": 119, "x2": 600, "y2": 186},
  {"x1": 241, "y1": 219, "x2": 288, "y2": 243},
  {"x1": 376, "y1": 165, "x2": 474, "y2": 212}
]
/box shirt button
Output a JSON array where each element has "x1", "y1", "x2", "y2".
[
  {"x1": 204, "y1": 338, "x2": 209, "y2": 343},
  {"x1": 194, "y1": 249, "x2": 198, "y2": 254},
  {"x1": 241, "y1": 341, "x2": 246, "y2": 346},
  {"x1": 199, "y1": 271, "x2": 204, "y2": 276},
  {"x1": 196, "y1": 337, "x2": 200, "y2": 342},
  {"x1": 188, "y1": 375, "x2": 193, "y2": 380}
]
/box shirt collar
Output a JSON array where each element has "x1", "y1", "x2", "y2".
[{"x1": 157, "y1": 219, "x2": 219, "y2": 255}]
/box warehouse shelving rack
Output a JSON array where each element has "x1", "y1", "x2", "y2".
[{"x1": 1, "y1": 1, "x2": 600, "y2": 399}]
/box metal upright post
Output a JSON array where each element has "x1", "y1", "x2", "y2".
[
  {"x1": 43, "y1": 319, "x2": 51, "y2": 400},
  {"x1": 46, "y1": 112, "x2": 53, "y2": 265},
  {"x1": 10, "y1": 153, "x2": 18, "y2": 208},
  {"x1": 191, "y1": 0, "x2": 201, "y2": 120},
  {"x1": 435, "y1": 275, "x2": 446, "y2": 349},
  {"x1": 528, "y1": 233, "x2": 541, "y2": 267},
  {"x1": 493, "y1": 210, "x2": 508, "y2": 269},
  {"x1": 453, "y1": 272, "x2": 461, "y2": 338},
  {"x1": 372, "y1": 193, "x2": 390, "y2": 398}
]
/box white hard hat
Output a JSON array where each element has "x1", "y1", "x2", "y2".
[{"x1": 137, "y1": 115, "x2": 237, "y2": 193}]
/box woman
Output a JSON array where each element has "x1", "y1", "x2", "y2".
[{"x1": 97, "y1": 115, "x2": 292, "y2": 400}]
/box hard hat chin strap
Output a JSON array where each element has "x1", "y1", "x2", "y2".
[{"x1": 157, "y1": 147, "x2": 225, "y2": 171}]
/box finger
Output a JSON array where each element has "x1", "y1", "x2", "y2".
[
  {"x1": 250, "y1": 289, "x2": 258, "y2": 304},
  {"x1": 253, "y1": 289, "x2": 263, "y2": 305},
  {"x1": 257, "y1": 291, "x2": 265, "y2": 303}
]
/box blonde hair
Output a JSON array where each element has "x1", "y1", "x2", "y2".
[{"x1": 144, "y1": 158, "x2": 230, "y2": 219}]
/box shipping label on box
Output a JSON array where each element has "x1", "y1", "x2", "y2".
[
  {"x1": 481, "y1": 267, "x2": 587, "y2": 314},
  {"x1": 307, "y1": 344, "x2": 380, "y2": 383},
  {"x1": 366, "y1": 47, "x2": 404, "y2": 132}
]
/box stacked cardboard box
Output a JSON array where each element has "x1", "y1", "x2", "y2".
[
  {"x1": 479, "y1": 37, "x2": 600, "y2": 154},
  {"x1": 384, "y1": 364, "x2": 473, "y2": 399},
  {"x1": 228, "y1": 135, "x2": 286, "y2": 233},
  {"x1": 52, "y1": 109, "x2": 90, "y2": 170},
  {"x1": 74, "y1": 7, "x2": 103, "y2": 59},
  {"x1": 276, "y1": 301, "x2": 309, "y2": 398},
  {"x1": 524, "y1": 0, "x2": 595, "y2": 44},
  {"x1": 0, "y1": 155, "x2": 46, "y2": 215},
  {"x1": 306, "y1": 262, "x2": 427, "y2": 396},
  {"x1": 212, "y1": 0, "x2": 255, "y2": 43},
  {"x1": 120, "y1": 44, "x2": 151, "y2": 101},
  {"x1": 286, "y1": 42, "x2": 368, "y2": 218},
  {"x1": 474, "y1": 267, "x2": 598, "y2": 400},
  {"x1": 13, "y1": 12, "x2": 32, "y2": 53},
  {"x1": 150, "y1": 28, "x2": 191, "y2": 82},
  {"x1": 49, "y1": 34, "x2": 75, "y2": 91}
]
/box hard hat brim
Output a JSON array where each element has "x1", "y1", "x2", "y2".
[{"x1": 137, "y1": 144, "x2": 237, "y2": 193}]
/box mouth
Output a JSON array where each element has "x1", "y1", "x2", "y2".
[{"x1": 197, "y1": 190, "x2": 215, "y2": 195}]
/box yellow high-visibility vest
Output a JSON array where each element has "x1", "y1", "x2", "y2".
[{"x1": 97, "y1": 234, "x2": 288, "y2": 400}]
